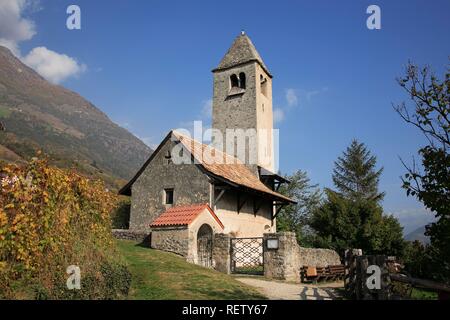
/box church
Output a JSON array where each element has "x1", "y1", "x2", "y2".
[{"x1": 119, "y1": 32, "x2": 295, "y2": 266}]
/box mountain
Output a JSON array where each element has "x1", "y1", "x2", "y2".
[
  {"x1": 405, "y1": 225, "x2": 430, "y2": 245},
  {"x1": 0, "y1": 46, "x2": 152, "y2": 189}
]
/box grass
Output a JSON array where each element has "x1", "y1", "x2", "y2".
[
  {"x1": 233, "y1": 266, "x2": 264, "y2": 275},
  {"x1": 410, "y1": 287, "x2": 438, "y2": 300},
  {"x1": 116, "y1": 240, "x2": 267, "y2": 300}
]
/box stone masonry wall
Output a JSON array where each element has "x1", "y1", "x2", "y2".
[
  {"x1": 112, "y1": 229, "x2": 150, "y2": 245},
  {"x1": 151, "y1": 227, "x2": 189, "y2": 257},
  {"x1": 130, "y1": 137, "x2": 211, "y2": 232},
  {"x1": 298, "y1": 247, "x2": 341, "y2": 267},
  {"x1": 212, "y1": 63, "x2": 262, "y2": 175},
  {"x1": 263, "y1": 232, "x2": 341, "y2": 283},
  {"x1": 212, "y1": 233, "x2": 231, "y2": 274},
  {"x1": 263, "y1": 232, "x2": 301, "y2": 282}
]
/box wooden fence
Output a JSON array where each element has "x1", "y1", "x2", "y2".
[{"x1": 344, "y1": 249, "x2": 450, "y2": 300}]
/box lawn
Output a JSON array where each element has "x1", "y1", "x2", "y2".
[
  {"x1": 116, "y1": 240, "x2": 266, "y2": 300},
  {"x1": 410, "y1": 288, "x2": 438, "y2": 300}
]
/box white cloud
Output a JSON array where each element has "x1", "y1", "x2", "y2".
[
  {"x1": 306, "y1": 86, "x2": 328, "y2": 101},
  {"x1": 285, "y1": 88, "x2": 298, "y2": 107},
  {"x1": 23, "y1": 47, "x2": 86, "y2": 84},
  {"x1": 273, "y1": 108, "x2": 285, "y2": 124},
  {"x1": 0, "y1": 0, "x2": 86, "y2": 84},
  {"x1": 0, "y1": 0, "x2": 36, "y2": 55},
  {"x1": 306, "y1": 89, "x2": 320, "y2": 101}
]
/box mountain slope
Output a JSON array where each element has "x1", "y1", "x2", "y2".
[
  {"x1": 0, "y1": 46, "x2": 152, "y2": 187},
  {"x1": 405, "y1": 225, "x2": 430, "y2": 245}
]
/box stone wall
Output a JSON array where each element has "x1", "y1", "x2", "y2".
[
  {"x1": 151, "y1": 227, "x2": 189, "y2": 257},
  {"x1": 212, "y1": 233, "x2": 231, "y2": 274},
  {"x1": 112, "y1": 229, "x2": 150, "y2": 245},
  {"x1": 263, "y1": 232, "x2": 301, "y2": 282},
  {"x1": 298, "y1": 247, "x2": 341, "y2": 267},
  {"x1": 130, "y1": 137, "x2": 211, "y2": 231},
  {"x1": 212, "y1": 62, "x2": 259, "y2": 175},
  {"x1": 212, "y1": 59, "x2": 274, "y2": 173},
  {"x1": 263, "y1": 232, "x2": 342, "y2": 283}
]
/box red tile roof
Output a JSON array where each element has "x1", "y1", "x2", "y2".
[
  {"x1": 119, "y1": 130, "x2": 295, "y2": 205},
  {"x1": 173, "y1": 131, "x2": 294, "y2": 203},
  {"x1": 149, "y1": 204, "x2": 224, "y2": 229}
]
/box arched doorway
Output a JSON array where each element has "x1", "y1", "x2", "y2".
[{"x1": 197, "y1": 224, "x2": 213, "y2": 267}]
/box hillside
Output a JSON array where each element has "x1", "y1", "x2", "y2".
[
  {"x1": 405, "y1": 225, "x2": 431, "y2": 245},
  {"x1": 0, "y1": 46, "x2": 152, "y2": 188},
  {"x1": 117, "y1": 240, "x2": 266, "y2": 300}
]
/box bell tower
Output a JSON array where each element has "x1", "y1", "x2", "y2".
[{"x1": 211, "y1": 32, "x2": 274, "y2": 173}]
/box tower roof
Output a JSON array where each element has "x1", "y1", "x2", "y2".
[{"x1": 213, "y1": 33, "x2": 272, "y2": 77}]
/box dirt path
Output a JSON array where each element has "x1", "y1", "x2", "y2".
[{"x1": 235, "y1": 277, "x2": 344, "y2": 300}]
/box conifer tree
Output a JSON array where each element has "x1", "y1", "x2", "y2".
[{"x1": 332, "y1": 139, "x2": 385, "y2": 202}]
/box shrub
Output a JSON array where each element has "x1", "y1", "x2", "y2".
[
  {"x1": 0, "y1": 156, "x2": 130, "y2": 299},
  {"x1": 111, "y1": 199, "x2": 130, "y2": 229}
]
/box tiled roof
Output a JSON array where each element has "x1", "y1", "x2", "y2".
[
  {"x1": 119, "y1": 131, "x2": 295, "y2": 204},
  {"x1": 213, "y1": 33, "x2": 271, "y2": 77},
  {"x1": 172, "y1": 131, "x2": 294, "y2": 203},
  {"x1": 149, "y1": 204, "x2": 224, "y2": 228}
]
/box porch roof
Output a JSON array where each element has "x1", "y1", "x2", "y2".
[{"x1": 149, "y1": 203, "x2": 224, "y2": 229}]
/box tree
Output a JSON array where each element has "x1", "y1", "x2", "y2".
[
  {"x1": 309, "y1": 189, "x2": 360, "y2": 254},
  {"x1": 310, "y1": 141, "x2": 405, "y2": 256},
  {"x1": 310, "y1": 189, "x2": 405, "y2": 256},
  {"x1": 277, "y1": 170, "x2": 321, "y2": 246},
  {"x1": 394, "y1": 61, "x2": 450, "y2": 283},
  {"x1": 332, "y1": 139, "x2": 385, "y2": 202}
]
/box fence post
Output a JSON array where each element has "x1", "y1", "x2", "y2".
[
  {"x1": 353, "y1": 255, "x2": 391, "y2": 300},
  {"x1": 344, "y1": 249, "x2": 362, "y2": 299}
]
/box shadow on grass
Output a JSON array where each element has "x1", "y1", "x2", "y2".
[{"x1": 117, "y1": 239, "x2": 266, "y2": 300}]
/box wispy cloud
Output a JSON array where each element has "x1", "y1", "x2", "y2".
[
  {"x1": 285, "y1": 88, "x2": 298, "y2": 107},
  {"x1": 275, "y1": 86, "x2": 329, "y2": 124},
  {"x1": 0, "y1": 0, "x2": 86, "y2": 84},
  {"x1": 305, "y1": 86, "x2": 328, "y2": 102}
]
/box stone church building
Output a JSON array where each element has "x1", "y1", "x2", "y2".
[{"x1": 119, "y1": 32, "x2": 295, "y2": 266}]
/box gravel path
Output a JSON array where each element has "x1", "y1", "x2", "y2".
[{"x1": 236, "y1": 277, "x2": 344, "y2": 300}]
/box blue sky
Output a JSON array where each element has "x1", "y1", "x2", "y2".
[{"x1": 2, "y1": 0, "x2": 449, "y2": 234}]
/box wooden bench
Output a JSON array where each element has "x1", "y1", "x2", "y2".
[
  {"x1": 327, "y1": 264, "x2": 345, "y2": 281},
  {"x1": 301, "y1": 266, "x2": 330, "y2": 283},
  {"x1": 301, "y1": 265, "x2": 346, "y2": 283}
]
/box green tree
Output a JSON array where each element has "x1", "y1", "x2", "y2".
[
  {"x1": 394, "y1": 61, "x2": 450, "y2": 284},
  {"x1": 333, "y1": 139, "x2": 385, "y2": 202},
  {"x1": 310, "y1": 141, "x2": 405, "y2": 256},
  {"x1": 376, "y1": 214, "x2": 406, "y2": 257},
  {"x1": 310, "y1": 189, "x2": 405, "y2": 256},
  {"x1": 277, "y1": 170, "x2": 321, "y2": 246},
  {"x1": 403, "y1": 241, "x2": 433, "y2": 279}
]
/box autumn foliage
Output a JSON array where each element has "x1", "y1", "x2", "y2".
[{"x1": 0, "y1": 156, "x2": 130, "y2": 299}]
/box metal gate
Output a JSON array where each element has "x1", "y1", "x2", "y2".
[
  {"x1": 230, "y1": 237, "x2": 264, "y2": 275},
  {"x1": 197, "y1": 224, "x2": 213, "y2": 268},
  {"x1": 198, "y1": 237, "x2": 212, "y2": 267}
]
